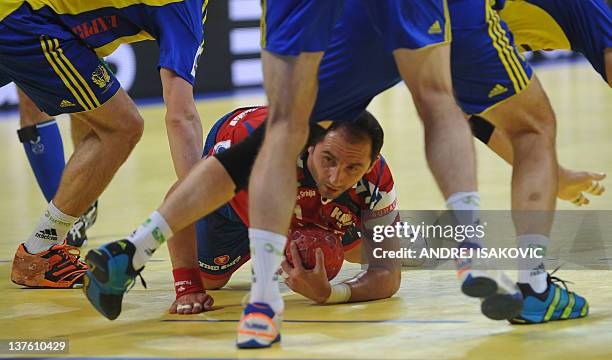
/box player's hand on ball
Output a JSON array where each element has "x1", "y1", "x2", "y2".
[
  {"x1": 169, "y1": 292, "x2": 214, "y2": 315},
  {"x1": 558, "y1": 167, "x2": 606, "y2": 206},
  {"x1": 281, "y1": 242, "x2": 332, "y2": 304}
]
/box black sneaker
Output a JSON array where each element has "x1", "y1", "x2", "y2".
[
  {"x1": 66, "y1": 216, "x2": 88, "y2": 248},
  {"x1": 84, "y1": 200, "x2": 98, "y2": 230}
]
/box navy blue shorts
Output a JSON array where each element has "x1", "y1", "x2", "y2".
[
  {"x1": 261, "y1": 0, "x2": 345, "y2": 56},
  {"x1": 450, "y1": 0, "x2": 533, "y2": 115},
  {"x1": 0, "y1": 3, "x2": 120, "y2": 115},
  {"x1": 363, "y1": 0, "x2": 450, "y2": 52}
]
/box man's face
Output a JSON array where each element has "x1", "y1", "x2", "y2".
[{"x1": 307, "y1": 128, "x2": 374, "y2": 199}]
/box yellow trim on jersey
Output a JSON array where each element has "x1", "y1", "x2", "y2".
[
  {"x1": 53, "y1": 39, "x2": 101, "y2": 108},
  {"x1": 94, "y1": 31, "x2": 155, "y2": 57},
  {"x1": 260, "y1": 0, "x2": 267, "y2": 49},
  {"x1": 491, "y1": 9, "x2": 530, "y2": 87},
  {"x1": 40, "y1": 36, "x2": 91, "y2": 110},
  {"x1": 486, "y1": 5, "x2": 522, "y2": 92},
  {"x1": 1, "y1": 0, "x2": 184, "y2": 21},
  {"x1": 500, "y1": 0, "x2": 571, "y2": 52}
]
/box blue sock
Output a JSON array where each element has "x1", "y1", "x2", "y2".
[{"x1": 18, "y1": 119, "x2": 65, "y2": 202}]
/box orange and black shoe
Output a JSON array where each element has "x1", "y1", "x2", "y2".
[{"x1": 11, "y1": 243, "x2": 88, "y2": 288}]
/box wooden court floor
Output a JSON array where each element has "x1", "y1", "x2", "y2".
[{"x1": 0, "y1": 64, "x2": 611, "y2": 359}]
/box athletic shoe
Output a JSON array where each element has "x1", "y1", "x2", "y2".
[
  {"x1": 82, "y1": 239, "x2": 145, "y2": 320},
  {"x1": 236, "y1": 303, "x2": 282, "y2": 349},
  {"x1": 456, "y1": 242, "x2": 523, "y2": 320},
  {"x1": 83, "y1": 200, "x2": 98, "y2": 231},
  {"x1": 509, "y1": 273, "x2": 589, "y2": 324},
  {"x1": 66, "y1": 216, "x2": 88, "y2": 248},
  {"x1": 11, "y1": 243, "x2": 87, "y2": 288}
]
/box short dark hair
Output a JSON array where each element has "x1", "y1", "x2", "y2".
[{"x1": 310, "y1": 111, "x2": 384, "y2": 164}]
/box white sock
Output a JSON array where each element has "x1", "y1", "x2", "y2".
[
  {"x1": 25, "y1": 201, "x2": 78, "y2": 254},
  {"x1": 446, "y1": 192, "x2": 483, "y2": 247},
  {"x1": 128, "y1": 211, "x2": 173, "y2": 269},
  {"x1": 517, "y1": 234, "x2": 549, "y2": 293},
  {"x1": 249, "y1": 228, "x2": 287, "y2": 314}
]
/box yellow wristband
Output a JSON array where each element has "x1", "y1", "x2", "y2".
[{"x1": 325, "y1": 283, "x2": 352, "y2": 304}]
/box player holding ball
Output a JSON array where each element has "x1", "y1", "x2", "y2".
[{"x1": 163, "y1": 106, "x2": 403, "y2": 315}]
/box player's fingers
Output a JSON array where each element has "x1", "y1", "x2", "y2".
[
  {"x1": 169, "y1": 302, "x2": 178, "y2": 314},
  {"x1": 571, "y1": 194, "x2": 588, "y2": 206},
  {"x1": 314, "y1": 248, "x2": 326, "y2": 274},
  {"x1": 176, "y1": 303, "x2": 193, "y2": 314},
  {"x1": 289, "y1": 242, "x2": 304, "y2": 271},
  {"x1": 203, "y1": 295, "x2": 214, "y2": 310},
  {"x1": 190, "y1": 302, "x2": 203, "y2": 314},
  {"x1": 587, "y1": 181, "x2": 605, "y2": 196},
  {"x1": 281, "y1": 260, "x2": 293, "y2": 274},
  {"x1": 589, "y1": 172, "x2": 607, "y2": 181}
]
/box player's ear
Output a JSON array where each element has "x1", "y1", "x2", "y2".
[{"x1": 307, "y1": 145, "x2": 315, "y2": 156}]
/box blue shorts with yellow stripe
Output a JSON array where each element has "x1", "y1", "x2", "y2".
[
  {"x1": 450, "y1": 0, "x2": 533, "y2": 115},
  {"x1": 362, "y1": 0, "x2": 450, "y2": 51},
  {"x1": 261, "y1": 0, "x2": 345, "y2": 56},
  {"x1": 0, "y1": 4, "x2": 120, "y2": 116}
]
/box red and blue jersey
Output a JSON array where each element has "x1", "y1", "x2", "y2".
[{"x1": 204, "y1": 106, "x2": 399, "y2": 246}]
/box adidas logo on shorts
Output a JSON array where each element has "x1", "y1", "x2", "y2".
[
  {"x1": 60, "y1": 99, "x2": 76, "y2": 108},
  {"x1": 428, "y1": 20, "x2": 442, "y2": 34},
  {"x1": 488, "y1": 84, "x2": 508, "y2": 98}
]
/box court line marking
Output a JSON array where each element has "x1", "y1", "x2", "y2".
[{"x1": 161, "y1": 319, "x2": 467, "y2": 324}]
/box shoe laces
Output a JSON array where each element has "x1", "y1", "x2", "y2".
[
  {"x1": 549, "y1": 265, "x2": 573, "y2": 292},
  {"x1": 126, "y1": 268, "x2": 147, "y2": 293},
  {"x1": 59, "y1": 245, "x2": 87, "y2": 270}
]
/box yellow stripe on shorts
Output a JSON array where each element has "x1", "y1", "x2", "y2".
[
  {"x1": 39, "y1": 37, "x2": 92, "y2": 111},
  {"x1": 260, "y1": 0, "x2": 267, "y2": 48},
  {"x1": 485, "y1": 6, "x2": 521, "y2": 93},
  {"x1": 442, "y1": 0, "x2": 452, "y2": 43},
  {"x1": 491, "y1": 9, "x2": 529, "y2": 87},
  {"x1": 53, "y1": 39, "x2": 101, "y2": 108}
]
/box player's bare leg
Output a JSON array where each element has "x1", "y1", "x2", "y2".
[
  {"x1": 17, "y1": 90, "x2": 98, "y2": 247},
  {"x1": 394, "y1": 44, "x2": 521, "y2": 320},
  {"x1": 394, "y1": 45, "x2": 477, "y2": 199},
  {"x1": 12, "y1": 89, "x2": 144, "y2": 289},
  {"x1": 482, "y1": 75, "x2": 558, "y2": 293},
  {"x1": 52, "y1": 90, "x2": 143, "y2": 215},
  {"x1": 246, "y1": 50, "x2": 322, "y2": 314}
]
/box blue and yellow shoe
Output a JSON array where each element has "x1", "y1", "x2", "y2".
[
  {"x1": 456, "y1": 242, "x2": 523, "y2": 320},
  {"x1": 82, "y1": 239, "x2": 144, "y2": 320},
  {"x1": 510, "y1": 274, "x2": 589, "y2": 324},
  {"x1": 236, "y1": 303, "x2": 282, "y2": 349}
]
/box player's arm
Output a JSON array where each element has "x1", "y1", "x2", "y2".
[
  {"x1": 342, "y1": 210, "x2": 402, "y2": 303},
  {"x1": 470, "y1": 115, "x2": 606, "y2": 206},
  {"x1": 160, "y1": 68, "x2": 203, "y2": 178}
]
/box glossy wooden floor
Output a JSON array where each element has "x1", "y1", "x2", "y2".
[{"x1": 0, "y1": 64, "x2": 611, "y2": 359}]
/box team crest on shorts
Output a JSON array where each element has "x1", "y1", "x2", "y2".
[
  {"x1": 92, "y1": 64, "x2": 111, "y2": 88},
  {"x1": 214, "y1": 255, "x2": 230, "y2": 266}
]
